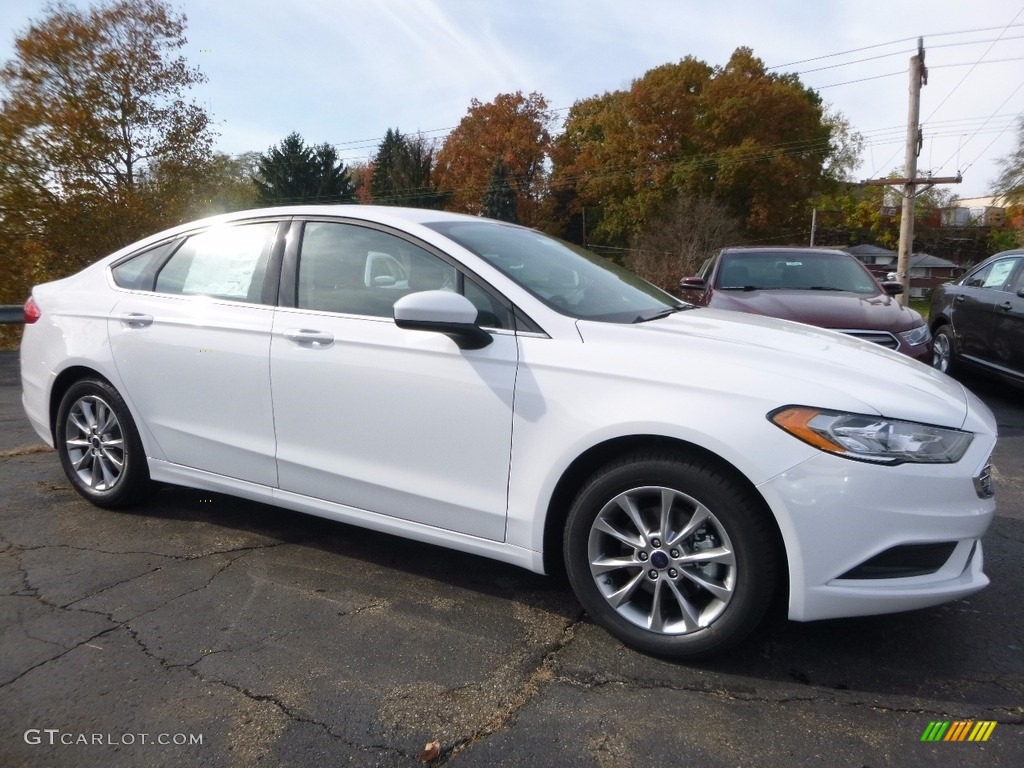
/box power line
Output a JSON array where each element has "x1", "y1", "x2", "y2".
[
  {"x1": 922, "y1": 8, "x2": 1024, "y2": 125},
  {"x1": 767, "y1": 22, "x2": 1024, "y2": 69}
]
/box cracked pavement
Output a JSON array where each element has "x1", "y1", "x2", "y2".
[{"x1": 0, "y1": 351, "x2": 1021, "y2": 767}]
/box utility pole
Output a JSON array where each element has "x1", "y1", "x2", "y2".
[
  {"x1": 810, "y1": 207, "x2": 817, "y2": 246},
  {"x1": 896, "y1": 39, "x2": 926, "y2": 307},
  {"x1": 860, "y1": 38, "x2": 960, "y2": 306}
]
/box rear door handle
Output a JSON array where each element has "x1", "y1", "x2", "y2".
[
  {"x1": 283, "y1": 329, "x2": 334, "y2": 347},
  {"x1": 118, "y1": 312, "x2": 153, "y2": 328},
  {"x1": 996, "y1": 301, "x2": 1012, "y2": 312},
  {"x1": 953, "y1": 295, "x2": 966, "y2": 304}
]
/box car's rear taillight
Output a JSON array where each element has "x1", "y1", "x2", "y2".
[{"x1": 24, "y1": 296, "x2": 41, "y2": 324}]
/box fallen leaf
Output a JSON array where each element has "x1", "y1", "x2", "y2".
[{"x1": 418, "y1": 739, "x2": 441, "y2": 763}]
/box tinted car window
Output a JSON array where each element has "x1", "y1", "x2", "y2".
[
  {"x1": 1014, "y1": 265, "x2": 1024, "y2": 293},
  {"x1": 464, "y1": 276, "x2": 513, "y2": 329},
  {"x1": 155, "y1": 223, "x2": 277, "y2": 302},
  {"x1": 298, "y1": 222, "x2": 456, "y2": 318},
  {"x1": 111, "y1": 240, "x2": 178, "y2": 290},
  {"x1": 718, "y1": 251, "x2": 877, "y2": 293},
  {"x1": 963, "y1": 257, "x2": 1021, "y2": 290},
  {"x1": 426, "y1": 220, "x2": 681, "y2": 323}
]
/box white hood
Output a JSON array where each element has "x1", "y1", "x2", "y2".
[{"x1": 576, "y1": 308, "x2": 992, "y2": 434}]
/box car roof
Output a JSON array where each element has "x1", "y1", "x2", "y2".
[
  {"x1": 101, "y1": 205, "x2": 504, "y2": 263},
  {"x1": 719, "y1": 247, "x2": 853, "y2": 257}
]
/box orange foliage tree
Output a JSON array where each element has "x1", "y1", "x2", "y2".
[
  {"x1": 549, "y1": 48, "x2": 856, "y2": 248},
  {"x1": 434, "y1": 91, "x2": 554, "y2": 226}
]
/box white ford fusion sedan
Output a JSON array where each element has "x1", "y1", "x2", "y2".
[{"x1": 20, "y1": 206, "x2": 997, "y2": 658}]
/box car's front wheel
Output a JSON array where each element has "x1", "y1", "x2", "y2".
[
  {"x1": 56, "y1": 378, "x2": 151, "y2": 508},
  {"x1": 932, "y1": 325, "x2": 957, "y2": 375},
  {"x1": 564, "y1": 452, "x2": 778, "y2": 658}
]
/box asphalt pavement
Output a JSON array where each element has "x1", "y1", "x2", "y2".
[{"x1": 0, "y1": 349, "x2": 1021, "y2": 767}]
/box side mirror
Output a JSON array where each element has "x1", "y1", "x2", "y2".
[
  {"x1": 881, "y1": 281, "x2": 904, "y2": 296},
  {"x1": 394, "y1": 291, "x2": 492, "y2": 350},
  {"x1": 678, "y1": 276, "x2": 706, "y2": 291}
]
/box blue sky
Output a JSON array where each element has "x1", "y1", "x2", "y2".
[{"x1": 3, "y1": 0, "x2": 1023, "y2": 198}]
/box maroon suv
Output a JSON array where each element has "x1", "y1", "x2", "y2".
[{"x1": 678, "y1": 247, "x2": 931, "y2": 361}]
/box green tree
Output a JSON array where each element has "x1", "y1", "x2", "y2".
[
  {"x1": 254, "y1": 132, "x2": 354, "y2": 205},
  {"x1": 370, "y1": 128, "x2": 445, "y2": 207},
  {"x1": 0, "y1": 0, "x2": 215, "y2": 280},
  {"x1": 482, "y1": 160, "x2": 518, "y2": 223}
]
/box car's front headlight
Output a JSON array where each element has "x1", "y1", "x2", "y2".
[
  {"x1": 899, "y1": 324, "x2": 931, "y2": 347},
  {"x1": 769, "y1": 406, "x2": 973, "y2": 464}
]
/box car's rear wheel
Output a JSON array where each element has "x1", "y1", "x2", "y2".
[
  {"x1": 564, "y1": 452, "x2": 777, "y2": 659},
  {"x1": 932, "y1": 325, "x2": 956, "y2": 375},
  {"x1": 56, "y1": 378, "x2": 151, "y2": 508}
]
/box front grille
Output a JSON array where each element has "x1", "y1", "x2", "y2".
[
  {"x1": 839, "y1": 329, "x2": 900, "y2": 349},
  {"x1": 838, "y1": 542, "x2": 957, "y2": 579}
]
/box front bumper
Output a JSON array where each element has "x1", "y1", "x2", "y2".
[{"x1": 758, "y1": 442, "x2": 996, "y2": 622}]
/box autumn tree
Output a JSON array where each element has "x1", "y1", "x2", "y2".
[
  {"x1": 254, "y1": 132, "x2": 355, "y2": 205},
  {"x1": 145, "y1": 151, "x2": 260, "y2": 221},
  {"x1": 549, "y1": 49, "x2": 858, "y2": 248},
  {"x1": 370, "y1": 128, "x2": 446, "y2": 208},
  {"x1": 0, "y1": 0, "x2": 214, "y2": 279},
  {"x1": 435, "y1": 91, "x2": 553, "y2": 226}
]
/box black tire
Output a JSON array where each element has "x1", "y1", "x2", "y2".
[
  {"x1": 55, "y1": 378, "x2": 152, "y2": 508},
  {"x1": 564, "y1": 451, "x2": 778, "y2": 659},
  {"x1": 932, "y1": 325, "x2": 957, "y2": 376}
]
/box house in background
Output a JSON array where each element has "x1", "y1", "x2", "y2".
[{"x1": 842, "y1": 245, "x2": 963, "y2": 298}]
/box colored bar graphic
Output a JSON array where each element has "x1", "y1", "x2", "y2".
[
  {"x1": 920, "y1": 721, "x2": 997, "y2": 742},
  {"x1": 969, "y1": 721, "x2": 997, "y2": 742},
  {"x1": 920, "y1": 721, "x2": 949, "y2": 741},
  {"x1": 945, "y1": 721, "x2": 970, "y2": 741}
]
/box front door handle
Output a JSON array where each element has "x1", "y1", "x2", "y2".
[
  {"x1": 954, "y1": 295, "x2": 966, "y2": 304},
  {"x1": 118, "y1": 312, "x2": 153, "y2": 328},
  {"x1": 283, "y1": 329, "x2": 334, "y2": 347},
  {"x1": 996, "y1": 301, "x2": 1012, "y2": 312}
]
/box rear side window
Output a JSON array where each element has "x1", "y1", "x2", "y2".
[
  {"x1": 111, "y1": 241, "x2": 178, "y2": 289},
  {"x1": 155, "y1": 223, "x2": 277, "y2": 303}
]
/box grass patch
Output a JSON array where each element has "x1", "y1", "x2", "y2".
[{"x1": 909, "y1": 298, "x2": 929, "y2": 322}]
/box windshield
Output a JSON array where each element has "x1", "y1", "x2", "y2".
[
  {"x1": 426, "y1": 220, "x2": 685, "y2": 323},
  {"x1": 716, "y1": 251, "x2": 879, "y2": 294}
]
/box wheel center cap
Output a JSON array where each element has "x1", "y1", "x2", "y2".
[
  {"x1": 91, "y1": 436, "x2": 102, "y2": 448},
  {"x1": 650, "y1": 551, "x2": 669, "y2": 569}
]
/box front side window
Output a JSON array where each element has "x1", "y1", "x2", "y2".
[
  {"x1": 426, "y1": 220, "x2": 682, "y2": 323},
  {"x1": 298, "y1": 222, "x2": 456, "y2": 318},
  {"x1": 963, "y1": 257, "x2": 1021, "y2": 290},
  {"x1": 155, "y1": 223, "x2": 277, "y2": 302},
  {"x1": 297, "y1": 222, "x2": 515, "y2": 329}
]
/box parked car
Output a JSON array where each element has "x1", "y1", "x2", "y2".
[
  {"x1": 930, "y1": 249, "x2": 1024, "y2": 386},
  {"x1": 21, "y1": 207, "x2": 997, "y2": 658},
  {"x1": 678, "y1": 247, "x2": 931, "y2": 361}
]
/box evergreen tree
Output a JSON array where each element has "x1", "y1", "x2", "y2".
[
  {"x1": 254, "y1": 132, "x2": 354, "y2": 205},
  {"x1": 370, "y1": 128, "x2": 447, "y2": 208},
  {"x1": 482, "y1": 160, "x2": 519, "y2": 223}
]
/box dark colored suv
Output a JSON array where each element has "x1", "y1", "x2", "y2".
[{"x1": 929, "y1": 249, "x2": 1024, "y2": 386}]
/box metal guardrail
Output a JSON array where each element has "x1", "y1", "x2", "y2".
[{"x1": 0, "y1": 305, "x2": 24, "y2": 324}]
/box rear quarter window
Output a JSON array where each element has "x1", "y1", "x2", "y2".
[{"x1": 110, "y1": 241, "x2": 178, "y2": 290}]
